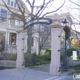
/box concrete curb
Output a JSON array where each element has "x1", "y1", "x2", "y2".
[
  {"x1": 44, "y1": 69, "x2": 75, "y2": 80},
  {"x1": 61, "y1": 69, "x2": 75, "y2": 76}
]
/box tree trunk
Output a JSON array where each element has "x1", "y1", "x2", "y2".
[{"x1": 25, "y1": 27, "x2": 32, "y2": 66}]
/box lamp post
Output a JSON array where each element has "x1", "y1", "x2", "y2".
[{"x1": 62, "y1": 19, "x2": 69, "y2": 71}]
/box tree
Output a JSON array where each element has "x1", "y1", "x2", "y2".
[
  {"x1": 38, "y1": 24, "x2": 51, "y2": 54},
  {"x1": 68, "y1": 0, "x2": 80, "y2": 50},
  {"x1": 71, "y1": 30, "x2": 80, "y2": 49},
  {"x1": 2, "y1": 0, "x2": 65, "y2": 64},
  {"x1": 32, "y1": 24, "x2": 51, "y2": 54}
]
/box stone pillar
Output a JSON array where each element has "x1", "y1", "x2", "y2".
[
  {"x1": 16, "y1": 32, "x2": 25, "y2": 68},
  {"x1": 50, "y1": 13, "x2": 62, "y2": 76}
]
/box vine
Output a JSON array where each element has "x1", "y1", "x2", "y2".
[{"x1": 63, "y1": 26, "x2": 70, "y2": 40}]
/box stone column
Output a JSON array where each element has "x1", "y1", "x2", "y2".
[
  {"x1": 16, "y1": 32, "x2": 25, "y2": 68},
  {"x1": 50, "y1": 13, "x2": 62, "y2": 76}
]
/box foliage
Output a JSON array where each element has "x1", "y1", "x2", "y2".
[
  {"x1": 75, "y1": 41, "x2": 80, "y2": 50},
  {"x1": 63, "y1": 26, "x2": 70, "y2": 40},
  {"x1": 77, "y1": 54, "x2": 80, "y2": 60},
  {"x1": 0, "y1": 41, "x2": 5, "y2": 52},
  {"x1": 71, "y1": 39, "x2": 76, "y2": 47},
  {"x1": 67, "y1": 48, "x2": 79, "y2": 57},
  {"x1": 25, "y1": 53, "x2": 51, "y2": 66},
  {"x1": 36, "y1": 54, "x2": 51, "y2": 65},
  {"x1": 75, "y1": 67, "x2": 80, "y2": 71},
  {"x1": 0, "y1": 66, "x2": 14, "y2": 70},
  {"x1": 0, "y1": 53, "x2": 17, "y2": 61},
  {"x1": 38, "y1": 54, "x2": 50, "y2": 60},
  {"x1": 45, "y1": 48, "x2": 51, "y2": 54},
  {"x1": 71, "y1": 39, "x2": 80, "y2": 50}
]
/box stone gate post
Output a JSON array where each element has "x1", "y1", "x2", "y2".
[
  {"x1": 16, "y1": 32, "x2": 25, "y2": 68},
  {"x1": 50, "y1": 13, "x2": 62, "y2": 76}
]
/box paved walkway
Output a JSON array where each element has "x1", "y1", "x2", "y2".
[
  {"x1": 29, "y1": 64, "x2": 49, "y2": 72},
  {"x1": 0, "y1": 68, "x2": 57, "y2": 80},
  {"x1": 0, "y1": 68, "x2": 75, "y2": 80},
  {"x1": 0, "y1": 64, "x2": 76, "y2": 80}
]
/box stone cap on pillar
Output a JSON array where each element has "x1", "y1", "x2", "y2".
[{"x1": 50, "y1": 13, "x2": 62, "y2": 28}]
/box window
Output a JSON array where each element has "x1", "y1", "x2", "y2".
[
  {"x1": 7, "y1": 0, "x2": 17, "y2": 7},
  {"x1": 11, "y1": 1, "x2": 13, "y2": 6},
  {"x1": 14, "y1": 2, "x2": 16, "y2": 7},
  {"x1": 7, "y1": 0, "x2": 10, "y2": 5},
  {"x1": 0, "y1": 9, "x2": 7, "y2": 21},
  {"x1": 15, "y1": 19, "x2": 20, "y2": 26},
  {"x1": 9, "y1": 33, "x2": 16, "y2": 45}
]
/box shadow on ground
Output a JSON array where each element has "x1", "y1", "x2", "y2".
[{"x1": 28, "y1": 64, "x2": 49, "y2": 72}]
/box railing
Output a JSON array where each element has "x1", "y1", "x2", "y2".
[{"x1": 5, "y1": 45, "x2": 17, "y2": 54}]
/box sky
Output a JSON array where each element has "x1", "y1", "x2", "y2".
[
  {"x1": 23, "y1": 0, "x2": 80, "y2": 32},
  {"x1": 23, "y1": 0, "x2": 65, "y2": 14}
]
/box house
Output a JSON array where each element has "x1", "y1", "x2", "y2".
[
  {"x1": 0, "y1": 0, "x2": 75, "y2": 56},
  {"x1": 0, "y1": 0, "x2": 39, "y2": 54}
]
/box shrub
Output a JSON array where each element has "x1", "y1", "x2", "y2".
[
  {"x1": 77, "y1": 54, "x2": 80, "y2": 60},
  {"x1": 67, "y1": 48, "x2": 79, "y2": 57},
  {"x1": 25, "y1": 53, "x2": 51, "y2": 66},
  {"x1": 1, "y1": 53, "x2": 17, "y2": 61},
  {"x1": 36, "y1": 54, "x2": 51, "y2": 65},
  {"x1": 32, "y1": 53, "x2": 37, "y2": 64},
  {"x1": 37, "y1": 54, "x2": 50, "y2": 61},
  {"x1": 45, "y1": 48, "x2": 51, "y2": 54}
]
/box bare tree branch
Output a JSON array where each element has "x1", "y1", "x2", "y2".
[
  {"x1": 15, "y1": 0, "x2": 26, "y2": 23},
  {"x1": 15, "y1": 0, "x2": 24, "y2": 14},
  {"x1": 69, "y1": 13, "x2": 80, "y2": 23},
  {"x1": 42, "y1": 0, "x2": 65, "y2": 17},
  {"x1": 37, "y1": 0, "x2": 54, "y2": 17},
  {"x1": 69, "y1": 0, "x2": 80, "y2": 7},
  {"x1": 26, "y1": 0, "x2": 32, "y2": 8},
  {"x1": 70, "y1": 8, "x2": 80, "y2": 10},
  {"x1": 31, "y1": 0, "x2": 36, "y2": 18},
  {"x1": 34, "y1": 0, "x2": 46, "y2": 16}
]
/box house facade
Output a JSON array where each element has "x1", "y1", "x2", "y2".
[
  {"x1": 0, "y1": 0, "x2": 39, "y2": 54},
  {"x1": 0, "y1": 0, "x2": 74, "y2": 55}
]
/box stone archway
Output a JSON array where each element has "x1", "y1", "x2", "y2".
[{"x1": 16, "y1": 13, "x2": 62, "y2": 76}]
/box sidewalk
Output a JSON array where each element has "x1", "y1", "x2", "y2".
[
  {"x1": 0, "y1": 68, "x2": 75, "y2": 80},
  {"x1": 0, "y1": 68, "x2": 58, "y2": 80},
  {"x1": 0, "y1": 63, "x2": 75, "y2": 80}
]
